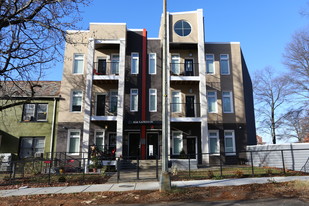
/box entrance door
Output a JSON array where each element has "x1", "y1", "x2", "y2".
[
  {"x1": 96, "y1": 95, "x2": 106, "y2": 116},
  {"x1": 187, "y1": 137, "x2": 196, "y2": 159},
  {"x1": 186, "y1": 96, "x2": 195, "y2": 117},
  {"x1": 129, "y1": 133, "x2": 140, "y2": 158},
  {"x1": 185, "y1": 59, "x2": 194, "y2": 76},
  {"x1": 147, "y1": 133, "x2": 158, "y2": 159},
  {"x1": 98, "y1": 59, "x2": 106, "y2": 74}
]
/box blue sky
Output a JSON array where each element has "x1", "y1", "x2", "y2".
[{"x1": 50, "y1": 0, "x2": 309, "y2": 81}]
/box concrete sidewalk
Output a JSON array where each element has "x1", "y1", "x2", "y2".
[{"x1": 0, "y1": 176, "x2": 309, "y2": 197}]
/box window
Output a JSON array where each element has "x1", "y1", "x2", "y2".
[
  {"x1": 111, "y1": 54, "x2": 119, "y2": 74},
  {"x1": 206, "y1": 54, "x2": 215, "y2": 74},
  {"x1": 19, "y1": 137, "x2": 45, "y2": 158},
  {"x1": 71, "y1": 90, "x2": 82, "y2": 112},
  {"x1": 149, "y1": 89, "x2": 157, "y2": 112},
  {"x1": 220, "y1": 54, "x2": 230, "y2": 75},
  {"x1": 22, "y1": 103, "x2": 48, "y2": 122},
  {"x1": 171, "y1": 91, "x2": 181, "y2": 112},
  {"x1": 171, "y1": 55, "x2": 180, "y2": 75},
  {"x1": 224, "y1": 130, "x2": 236, "y2": 155},
  {"x1": 73, "y1": 54, "x2": 84, "y2": 74},
  {"x1": 131, "y1": 53, "x2": 139, "y2": 74},
  {"x1": 110, "y1": 91, "x2": 118, "y2": 114},
  {"x1": 174, "y1": 20, "x2": 191, "y2": 36},
  {"x1": 222, "y1": 91, "x2": 233, "y2": 113},
  {"x1": 149, "y1": 53, "x2": 156, "y2": 75},
  {"x1": 95, "y1": 130, "x2": 105, "y2": 151},
  {"x1": 109, "y1": 133, "x2": 116, "y2": 153},
  {"x1": 172, "y1": 131, "x2": 183, "y2": 155},
  {"x1": 207, "y1": 91, "x2": 217, "y2": 113},
  {"x1": 67, "y1": 129, "x2": 80, "y2": 154},
  {"x1": 209, "y1": 131, "x2": 219, "y2": 155},
  {"x1": 130, "y1": 89, "x2": 138, "y2": 112}
]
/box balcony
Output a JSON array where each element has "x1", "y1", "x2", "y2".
[
  {"x1": 93, "y1": 61, "x2": 119, "y2": 81},
  {"x1": 91, "y1": 100, "x2": 117, "y2": 121},
  {"x1": 170, "y1": 103, "x2": 201, "y2": 122},
  {"x1": 170, "y1": 62, "x2": 200, "y2": 81}
]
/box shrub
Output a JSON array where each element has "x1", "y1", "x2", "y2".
[
  {"x1": 58, "y1": 176, "x2": 66, "y2": 182},
  {"x1": 206, "y1": 170, "x2": 214, "y2": 179},
  {"x1": 234, "y1": 169, "x2": 244, "y2": 178},
  {"x1": 266, "y1": 168, "x2": 273, "y2": 176}
]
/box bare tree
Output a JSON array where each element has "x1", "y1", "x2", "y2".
[
  {"x1": 253, "y1": 67, "x2": 291, "y2": 144},
  {"x1": 0, "y1": 0, "x2": 91, "y2": 109},
  {"x1": 280, "y1": 108, "x2": 309, "y2": 142},
  {"x1": 283, "y1": 29, "x2": 309, "y2": 101}
]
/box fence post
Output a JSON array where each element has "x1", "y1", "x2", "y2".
[
  {"x1": 188, "y1": 154, "x2": 191, "y2": 178},
  {"x1": 281, "y1": 150, "x2": 286, "y2": 174},
  {"x1": 137, "y1": 156, "x2": 140, "y2": 180},
  {"x1": 156, "y1": 155, "x2": 159, "y2": 180},
  {"x1": 117, "y1": 158, "x2": 120, "y2": 183},
  {"x1": 220, "y1": 153, "x2": 223, "y2": 178},
  {"x1": 250, "y1": 151, "x2": 254, "y2": 177}
]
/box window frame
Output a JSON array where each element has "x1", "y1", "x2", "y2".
[
  {"x1": 131, "y1": 52, "x2": 139, "y2": 74},
  {"x1": 222, "y1": 91, "x2": 234, "y2": 113},
  {"x1": 109, "y1": 90, "x2": 118, "y2": 114},
  {"x1": 171, "y1": 90, "x2": 182, "y2": 113},
  {"x1": 22, "y1": 103, "x2": 48, "y2": 122},
  {"x1": 71, "y1": 90, "x2": 83, "y2": 112},
  {"x1": 206, "y1": 54, "x2": 215, "y2": 74},
  {"x1": 208, "y1": 130, "x2": 219, "y2": 155},
  {"x1": 149, "y1": 88, "x2": 157, "y2": 112},
  {"x1": 67, "y1": 129, "x2": 81, "y2": 155},
  {"x1": 171, "y1": 54, "x2": 180, "y2": 75},
  {"x1": 174, "y1": 20, "x2": 192, "y2": 37},
  {"x1": 220, "y1": 54, "x2": 230, "y2": 75},
  {"x1": 130, "y1": 88, "x2": 138, "y2": 112},
  {"x1": 94, "y1": 129, "x2": 105, "y2": 151},
  {"x1": 19, "y1": 137, "x2": 45, "y2": 158},
  {"x1": 73, "y1": 53, "x2": 84, "y2": 74},
  {"x1": 172, "y1": 131, "x2": 183, "y2": 155},
  {"x1": 148, "y1": 53, "x2": 157, "y2": 75},
  {"x1": 224, "y1": 130, "x2": 236, "y2": 156},
  {"x1": 207, "y1": 91, "x2": 217, "y2": 113},
  {"x1": 111, "y1": 53, "x2": 120, "y2": 75}
]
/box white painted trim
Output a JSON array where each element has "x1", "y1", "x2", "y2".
[
  {"x1": 128, "y1": 29, "x2": 144, "y2": 31},
  {"x1": 95, "y1": 39, "x2": 121, "y2": 44},
  {"x1": 130, "y1": 88, "x2": 139, "y2": 112},
  {"x1": 148, "y1": 53, "x2": 157, "y2": 75},
  {"x1": 171, "y1": 90, "x2": 182, "y2": 113},
  {"x1": 170, "y1": 76, "x2": 200, "y2": 81},
  {"x1": 91, "y1": 116, "x2": 117, "y2": 121},
  {"x1": 72, "y1": 53, "x2": 85, "y2": 75},
  {"x1": 205, "y1": 42, "x2": 240, "y2": 45},
  {"x1": 131, "y1": 52, "x2": 139, "y2": 74},
  {"x1": 149, "y1": 88, "x2": 157, "y2": 112},
  {"x1": 206, "y1": 53, "x2": 215, "y2": 75},
  {"x1": 172, "y1": 131, "x2": 183, "y2": 155},
  {"x1": 220, "y1": 54, "x2": 230, "y2": 75},
  {"x1": 207, "y1": 91, "x2": 218, "y2": 113},
  {"x1": 222, "y1": 91, "x2": 234, "y2": 113},
  {"x1": 171, "y1": 117, "x2": 202, "y2": 122},
  {"x1": 94, "y1": 129, "x2": 105, "y2": 150},
  {"x1": 70, "y1": 90, "x2": 83, "y2": 113},
  {"x1": 169, "y1": 10, "x2": 199, "y2": 15},
  {"x1": 93, "y1": 75, "x2": 119, "y2": 80},
  {"x1": 208, "y1": 130, "x2": 220, "y2": 155}
]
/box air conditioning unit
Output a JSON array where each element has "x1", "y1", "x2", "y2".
[{"x1": 34, "y1": 152, "x2": 43, "y2": 158}]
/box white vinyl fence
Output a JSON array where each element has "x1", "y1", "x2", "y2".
[{"x1": 246, "y1": 143, "x2": 309, "y2": 172}]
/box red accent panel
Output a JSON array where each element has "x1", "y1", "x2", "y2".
[{"x1": 141, "y1": 29, "x2": 147, "y2": 160}]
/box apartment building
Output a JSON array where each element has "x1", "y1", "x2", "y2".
[{"x1": 56, "y1": 9, "x2": 256, "y2": 164}]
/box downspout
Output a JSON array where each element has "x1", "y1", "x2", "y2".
[{"x1": 49, "y1": 98, "x2": 58, "y2": 160}]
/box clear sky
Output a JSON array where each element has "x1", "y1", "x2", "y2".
[{"x1": 50, "y1": 0, "x2": 309, "y2": 81}]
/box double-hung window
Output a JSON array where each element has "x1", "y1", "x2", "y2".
[
  {"x1": 131, "y1": 53, "x2": 139, "y2": 74},
  {"x1": 171, "y1": 54, "x2": 180, "y2": 75},
  {"x1": 95, "y1": 130, "x2": 105, "y2": 151},
  {"x1": 22, "y1": 103, "x2": 48, "y2": 122},
  {"x1": 209, "y1": 131, "x2": 219, "y2": 155},
  {"x1": 130, "y1": 89, "x2": 138, "y2": 112},
  {"x1": 172, "y1": 131, "x2": 183, "y2": 155},
  {"x1": 207, "y1": 91, "x2": 217, "y2": 113},
  {"x1": 110, "y1": 90, "x2": 118, "y2": 114},
  {"x1": 222, "y1": 91, "x2": 233, "y2": 113},
  {"x1": 73, "y1": 54, "x2": 84, "y2": 74},
  {"x1": 206, "y1": 54, "x2": 215, "y2": 74},
  {"x1": 71, "y1": 90, "x2": 82, "y2": 112},
  {"x1": 220, "y1": 54, "x2": 230, "y2": 75},
  {"x1": 149, "y1": 89, "x2": 157, "y2": 112},
  {"x1": 19, "y1": 137, "x2": 45, "y2": 158},
  {"x1": 67, "y1": 129, "x2": 80, "y2": 155},
  {"x1": 172, "y1": 91, "x2": 181, "y2": 113},
  {"x1": 224, "y1": 130, "x2": 236, "y2": 155},
  {"x1": 149, "y1": 53, "x2": 156, "y2": 75}
]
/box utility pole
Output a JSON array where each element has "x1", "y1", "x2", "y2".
[{"x1": 160, "y1": 0, "x2": 171, "y2": 192}]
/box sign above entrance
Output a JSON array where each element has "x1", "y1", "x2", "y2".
[{"x1": 128, "y1": 120, "x2": 162, "y2": 125}]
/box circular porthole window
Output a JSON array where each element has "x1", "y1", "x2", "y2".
[{"x1": 174, "y1": 20, "x2": 191, "y2": 37}]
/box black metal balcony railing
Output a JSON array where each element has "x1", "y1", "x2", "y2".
[
  {"x1": 170, "y1": 63, "x2": 199, "y2": 76},
  {"x1": 93, "y1": 102, "x2": 117, "y2": 116},
  {"x1": 93, "y1": 62, "x2": 119, "y2": 75},
  {"x1": 170, "y1": 103, "x2": 201, "y2": 117}
]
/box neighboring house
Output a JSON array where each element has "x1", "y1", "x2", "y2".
[
  {"x1": 0, "y1": 81, "x2": 61, "y2": 159},
  {"x1": 57, "y1": 9, "x2": 256, "y2": 164}
]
